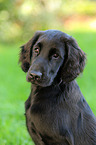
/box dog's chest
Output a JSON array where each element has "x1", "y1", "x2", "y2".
[
  {"x1": 25, "y1": 98, "x2": 74, "y2": 145},
  {"x1": 25, "y1": 87, "x2": 73, "y2": 144},
  {"x1": 25, "y1": 99, "x2": 58, "y2": 135}
]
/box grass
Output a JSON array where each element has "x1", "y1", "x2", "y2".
[
  {"x1": 0, "y1": 44, "x2": 33, "y2": 145},
  {"x1": 0, "y1": 31, "x2": 96, "y2": 145}
]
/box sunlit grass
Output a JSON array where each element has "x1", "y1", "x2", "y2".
[
  {"x1": 73, "y1": 32, "x2": 96, "y2": 113},
  {"x1": 0, "y1": 31, "x2": 96, "y2": 144},
  {"x1": 0, "y1": 44, "x2": 33, "y2": 145}
]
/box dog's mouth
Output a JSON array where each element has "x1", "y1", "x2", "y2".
[{"x1": 26, "y1": 73, "x2": 53, "y2": 87}]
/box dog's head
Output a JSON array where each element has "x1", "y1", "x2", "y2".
[{"x1": 19, "y1": 30, "x2": 86, "y2": 87}]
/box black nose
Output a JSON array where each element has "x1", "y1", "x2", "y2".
[{"x1": 30, "y1": 71, "x2": 42, "y2": 81}]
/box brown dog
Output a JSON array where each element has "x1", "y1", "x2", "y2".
[{"x1": 19, "y1": 30, "x2": 96, "y2": 145}]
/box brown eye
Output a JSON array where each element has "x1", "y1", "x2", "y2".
[
  {"x1": 52, "y1": 53, "x2": 59, "y2": 59},
  {"x1": 34, "y1": 47, "x2": 40, "y2": 55}
]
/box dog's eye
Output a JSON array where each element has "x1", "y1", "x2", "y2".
[
  {"x1": 52, "y1": 53, "x2": 59, "y2": 59},
  {"x1": 34, "y1": 48, "x2": 40, "y2": 55}
]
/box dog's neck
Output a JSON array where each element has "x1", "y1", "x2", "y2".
[
  {"x1": 29, "y1": 80, "x2": 82, "y2": 113},
  {"x1": 30, "y1": 80, "x2": 76, "y2": 104},
  {"x1": 30, "y1": 81, "x2": 64, "y2": 99},
  {"x1": 30, "y1": 80, "x2": 80, "y2": 99}
]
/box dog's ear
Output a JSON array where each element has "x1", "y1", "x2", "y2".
[
  {"x1": 61, "y1": 34, "x2": 86, "y2": 83},
  {"x1": 19, "y1": 31, "x2": 43, "y2": 72}
]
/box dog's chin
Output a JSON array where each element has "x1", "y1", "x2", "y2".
[
  {"x1": 26, "y1": 77, "x2": 53, "y2": 87},
  {"x1": 31, "y1": 81, "x2": 53, "y2": 87}
]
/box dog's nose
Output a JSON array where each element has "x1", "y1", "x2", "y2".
[{"x1": 30, "y1": 71, "x2": 42, "y2": 81}]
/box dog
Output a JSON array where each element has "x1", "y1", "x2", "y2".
[{"x1": 19, "y1": 30, "x2": 96, "y2": 145}]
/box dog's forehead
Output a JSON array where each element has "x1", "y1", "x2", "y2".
[
  {"x1": 37, "y1": 31, "x2": 65, "y2": 48},
  {"x1": 43, "y1": 30, "x2": 70, "y2": 41},
  {"x1": 42, "y1": 30, "x2": 63, "y2": 41}
]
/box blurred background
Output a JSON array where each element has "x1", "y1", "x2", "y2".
[{"x1": 0, "y1": 0, "x2": 96, "y2": 144}]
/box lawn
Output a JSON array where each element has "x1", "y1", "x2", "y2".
[{"x1": 0, "y1": 31, "x2": 96, "y2": 145}]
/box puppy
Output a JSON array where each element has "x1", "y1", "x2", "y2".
[{"x1": 19, "y1": 30, "x2": 96, "y2": 145}]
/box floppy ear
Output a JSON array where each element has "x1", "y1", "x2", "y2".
[
  {"x1": 19, "y1": 31, "x2": 43, "y2": 72},
  {"x1": 61, "y1": 35, "x2": 86, "y2": 83}
]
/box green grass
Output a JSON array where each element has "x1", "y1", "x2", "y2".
[
  {"x1": 0, "y1": 31, "x2": 96, "y2": 144},
  {"x1": 0, "y1": 44, "x2": 33, "y2": 145}
]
